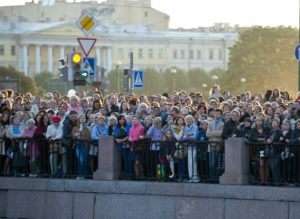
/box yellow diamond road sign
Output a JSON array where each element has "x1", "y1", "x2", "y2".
[{"x1": 76, "y1": 10, "x2": 99, "y2": 36}]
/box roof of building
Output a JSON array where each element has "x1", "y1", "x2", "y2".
[{"x1": 0, "y1": 21, "x2": 238, "y2": 42}]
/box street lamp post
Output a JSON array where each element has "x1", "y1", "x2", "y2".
[
  {"x1": 212, "y1": 75, "x2": 218, "y2": 82},
  {"x1": 171, "y1": 68, "x2": 177, "y2": 93},
  {"x1": 240, "y1": 78, "x2": 246, "y2": 92},
  {"x1": 116, "y1": 61, "x2": 121, "y2": 93}
]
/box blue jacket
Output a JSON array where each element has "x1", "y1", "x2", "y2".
[{"x1": 91, "y1": 124, "x2": 109, "y2": 140}]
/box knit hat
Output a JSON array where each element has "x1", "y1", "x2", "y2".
[{"x1": 52, "y1": 116, "x2": 61, "y2": 123}]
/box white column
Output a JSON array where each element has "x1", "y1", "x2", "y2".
[
  {"x1": 96, "y1": 47, "x2": 101, "y2": 81},
  {"x1": 60, "y1": 46, "x2": 65, "y2": 59},
  {"x1": 96, "y1": 47, "x2": 101, "y2": 67},
  {"x1": 17, "y1": 45, "x2": 23, "y2": 72},
  {"x1": 22, "y1": 45, "x2": 28, "y2": 76},
  {"x1": 35, "y1": 45, "x2": 41, "y2": 74},
  {"x1": 48, "y1": 45, "x2": 53, "y2": 72},
  {"x1": 106, "y1": 47, "x2": 112, "y2": 73}
]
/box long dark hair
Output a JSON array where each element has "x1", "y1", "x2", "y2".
[{"x1": 117, "y1": 115, "x2": 127, "y2": 128}]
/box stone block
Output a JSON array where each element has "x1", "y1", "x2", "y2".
[
  {"x1": 115, "y1": 180, "x2": 146, "y2": 194},
  {"x1": 254, "y1": 186, "x2": 300, "y2": 202},
  {"x1": 94, "y1": 194, "x2": 176, "y2": 219},
  {"x1": 289, "y1": 202, "x2": 300, "y2": 219},
  {"x1": 220, "y1": 137, "x2": 249, "y2": 185},
  {"x1": 225, "y1": 199, "x2": 288, "y2": 219},
  {"x1": 45, "y1": 192, "x2": 73, "y2": 219},
  {"x1": 93, "y1": 136, "x2": 121, "y2": 180},
  {"x1": 73, "y1": 193, "x2": 95, "y2": 219},
  {"x1": 182, "y1": 183, "x2": 255, "y2": 200},
  {"x1": 145, "y1": 181, "x2": 182, "y2": 196},
  {"x1": 175, "y1": 197, "x2": 224, "y2": 219},
  {"x1": 65, "y1": 179, "x2": 118, "y2": 193},
  {"x1": 0, "y1": 191, "x2": 7, "y2": 217},
  {"x1": 7, "y1": 190, "x2": 46, "y2": 219}
]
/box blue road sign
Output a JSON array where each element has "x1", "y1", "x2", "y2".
[
  {"x1": 83, "y1": 57, "x2": 95, "y2": 76},
  {"x1": 133, "y1": 70, "x2": 143, "y2": 88},
  {"x1": 295, "y1": 45, "x2": 300, "y2": 61}
]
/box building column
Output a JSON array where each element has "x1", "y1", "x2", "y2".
[
  {"x1": 35, "y1": 45, "x2": 41, "y2": 74},
  {"x1": 48, "y1": 45, "x2": 53, "y2": 72},
  {"x1": 22, "y1": 45, "x2": 28, "y2": 76},
  {"x1": 106, "y1": 47, "x2": 112, "y2": 73},
  {"x1": 96, "y1": 47, "x2": 101, "y2": 81},
  {"x1": 60, "y1": 46, "x2": 65, "y2": 59}
]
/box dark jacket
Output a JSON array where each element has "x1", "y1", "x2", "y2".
[
  {"x1": 249, "y1": 128, "x2": 270, "y2": 143},
  {"x1": 238, "y1": 126, "x2": 252, "y2": 140},
  {"x1": 62, "y1": 117, "x2": 77, "y2": 147},
  {"x1": 279, "y1": 129, "x2": 292, "y2": 143},
  {"x1": 221, "y1": 119, "x2": 239, "y2": 140},
  {"x1": 267, "y1": 129, "x2": 281, "y2": 143},
  {"x1": 291, "y1": 128, "x2": 300, "y2": 144}
]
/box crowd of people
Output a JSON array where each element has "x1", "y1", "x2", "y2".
[{"x1": 0, "y1": 85, "x2": 299, "y2": 185}]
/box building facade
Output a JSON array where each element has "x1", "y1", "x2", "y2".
[
  {"x1": 0, "y1": 0, "x2": 169, "y2": 31},
  {"x1": 0, "y1": 0, "x2": 238, "y2": 79}
]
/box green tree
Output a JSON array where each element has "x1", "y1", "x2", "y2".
[
  {"x1": 106, "y1": 69, "x2": 120, "y2": 93},
  {"x1": 224, "y1": 26, "x2": 298, "y2": 96},
  {"x1": 0, "y1": 66, "x2": 39, "y2": 94},
  {"x1": 33, "y1": 71, "x2": 53, "y2": 91},
  {"x1": 138, "y1": 68, "x2": 165, "y2": 95},
  {"x1": 187, "y1": 68, "x2": 210, "y2": 90},
  {"x1": 163, "y1": 68, "x2": 190, "y2": 94}
]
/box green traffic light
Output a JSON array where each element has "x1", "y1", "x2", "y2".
[{"x1": 81, "y1": 71, "x2": 88, "y2": 79}]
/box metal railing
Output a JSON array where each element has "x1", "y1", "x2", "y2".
[
  {"x1": 0, "y1": 137, "x2": 225, "y2": 183},
  {"x1": 0, "y1": 137, "x2": 97, "y2": 179},
  {"x1": 247, "y1": 142, "x2": 300, "y2": 186},
  {"x1": 118, "y1": 139, "x2": 224, "y2": 183}
]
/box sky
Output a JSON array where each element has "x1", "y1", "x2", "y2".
[{"x1": 0, "y1": 0, "x2": 298, "y2": 28}]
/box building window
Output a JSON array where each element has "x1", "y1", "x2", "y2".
[
  {"x1": 11, "y1": 46, "x2": 16, "y2": 56},
  {"x1": 180, "y1": 49, "x2": 185, "y2": 59},
  {"x1": 0, "y1": 45, "x2": 4, "y2": 56},
  {"x1": 218, "y1": 49, "x2": 223, "y2": 60},
  {"x1": 138, "y1": 48, "x2": 143, "y2": 59},
  {"x1": 209, "y1": 49, "x2": 214, "y2": 60},
  {"x1": 144, "y1": 11, "x2": 148, "y2": 17},
  {"x1": 196, "y1": 50, "x2": 201, "y2": 60},
  {"x1": 148, "y1": 49, "x2": 153, "y2": 59},
  {"x1": 159, "y1": 49, "x2": 164, "y2": 59},
  {"x1": 118, "y1": 48, "x2": 124, "y2": 59},
  {"x1": 189, "y1": 50, "x2": 194, "y2": 59},
  {"x1": 172, "y1": 49, "x2": 177, "y2": 59}
]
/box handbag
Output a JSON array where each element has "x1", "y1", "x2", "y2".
[{"x1": 174, "y1": 143, "x2": 187, "y2": 159}]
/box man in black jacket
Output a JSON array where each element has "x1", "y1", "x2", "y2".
[
  {"x1": 62, "y1": 110, "x2": 78, "y2": 176},
  {"x1": 222, "y1": 109, "x2": 240, "y2": 140}
]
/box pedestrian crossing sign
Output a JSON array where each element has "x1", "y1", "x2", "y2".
[{"x1": 133, "y1": 70, "x2": 143, "y2": 88}]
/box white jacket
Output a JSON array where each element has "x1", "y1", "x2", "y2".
[{"x1": 46, "y1": 124, "x2": 63, "y2": 140}]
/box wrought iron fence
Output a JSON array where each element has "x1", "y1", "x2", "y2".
[{"x1": 247, "y1": 142, "x2": 300, "y2": 186}]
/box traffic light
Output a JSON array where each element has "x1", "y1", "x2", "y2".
[
  {"x1": 123, "y1": 69, "x2": 130, "y2": 92},
  {"x1": 58, "y1": 59, "x2": 68, "y2": 81},
  {"x1": 70, "y1": 52, "x2": 87, "y2": 86}
]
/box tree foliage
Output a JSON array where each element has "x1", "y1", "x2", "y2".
[
  {"x1": 33, "y1": 71, "x2": 53, "y2": 91},
  {"x1": 163, "y1": 67, "x2": 190, "y2": 94},
  {"x1": 223, "y1": 26, "x2": 298, "y2": 96},
  {"x1": 0, "y1": 66, "x2": 39, "y2": 94}
]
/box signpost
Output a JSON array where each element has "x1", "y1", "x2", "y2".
[
  {"x1": 83, "y1": 57, "x2": 95, "y2": 77},
  {"x1": 76, "y1": 10, "x2": 99, "y2": 37},
  {"x1": 133, "y1": 70, "x2": 143, "y2": 89},
  {"x1": 295, "y1": 44, "x2": 300, "y2": 91},
  {"x1": 78, "y1": 38, "x2": 97, "y2": 57}
]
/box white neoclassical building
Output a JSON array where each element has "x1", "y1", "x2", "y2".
[
  {"x1": 0, "y1": 21, "x2": 238, "y2": 78},
  {"x1": 0, "y1": 0, "x2": 238, "y2": 79}
]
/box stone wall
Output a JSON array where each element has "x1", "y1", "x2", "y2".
[{"x1": 0, "y1": 178, "x2": 300, "y2": 219}]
